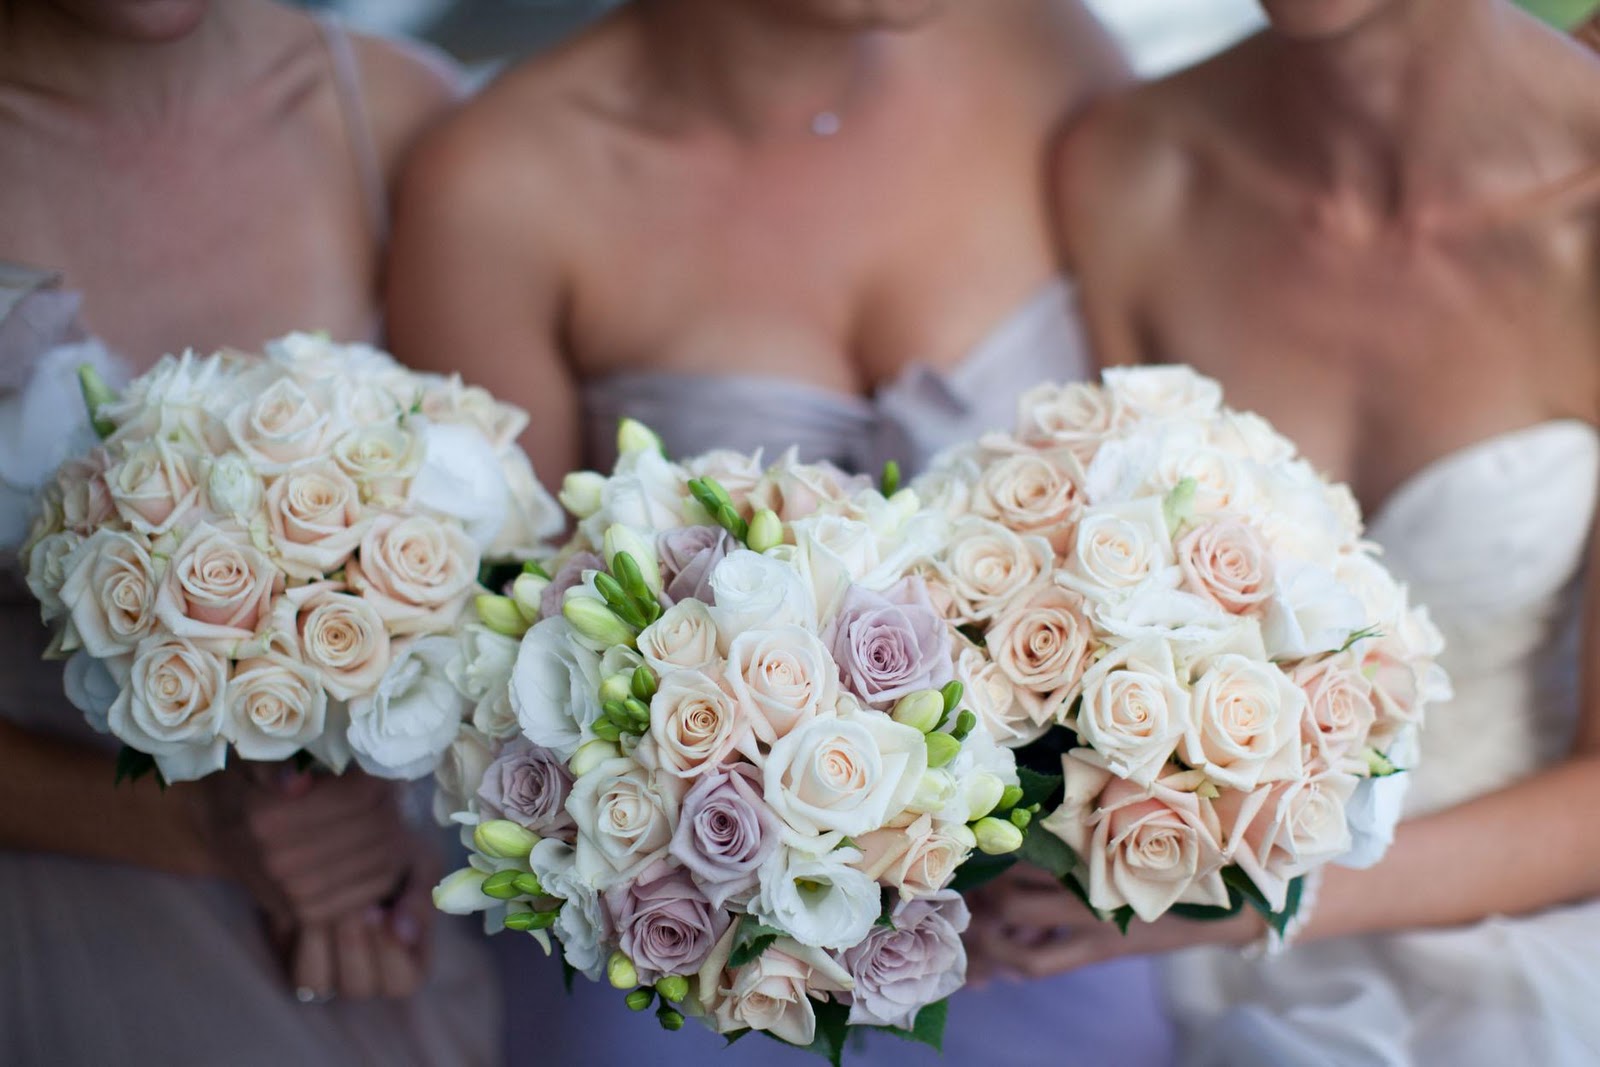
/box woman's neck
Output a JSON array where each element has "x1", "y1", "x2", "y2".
[
  {"x1": 1263, "y1": 0, "x2": 1561, "y2": 221},
  {"x1": 632, "y1": 0, "x2": 894, "y2": 140},
  {"x1": 0, "y1": 0, "x2": 279, "y2": 125}
]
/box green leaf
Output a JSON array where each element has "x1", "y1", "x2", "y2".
[
  {"x1": 560, "y1": 958, "x2": 577, "y2": 995},
  {"x1": 1016, "y1": 767, "x2": 1063, "y2": 809},
  {"x1": 1338, "y1": 624, "x2": 1384, "y2": 654},
  {"x1": 955, "y1": 623, "x2": 987, "y2": 649},
  {"x1": 724, "y1": 1029, "x2": 751, "y2": 1047},
  {"x1": 884, "y1": 998, "x2": 949, "y2": 1053},
  {"x1": 113, "y1": 746, "x2": 164, "y2": 789},
  {"x1": 1220, "y1": 866, "x2": 1303, "y2": 938},
  {"x1": 874, "y1": 889, "x2": 897, "y2": 929},
  {"x1": 1162, "y1": 476, "x2": 1198, "y2": 534},
  {"x1": 476, "y1": 560, "x2": 523, "y2": 595},
  {"x1": 1111, "y1": 906, "x2": 1136, "y2": 935},
  {"x1": 290, "y1": 749, "x2": 315, "y2": 773},
  {"x1": 948, "y1": 852, "x2": 1017, "y2": 893},
  {"x1": 728, "y1": 914, "x2": 786, "y2": 969},
  {"x1": 804, "y1": 1000, "x2": 851, "y2": 1067},
  {"x1": 1015, "y1": 820, "x2": 1077, "y2": 880}
]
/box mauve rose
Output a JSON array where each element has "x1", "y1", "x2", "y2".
[
  {"x1": 839, "y1": 891, "x2": 970, "y2": 1030},
  {"x1": 657, "y1": 525, "x2": 731, "y2": 605},
  {"x1": 826, "y1": 577, "x2": 953, "y2": 710},
  {"x1": 606, "y1": 860, "x2": 730, "y2": 983},
  {"x1": 477, "y1": 737, "x2": 576, "y2": 839},
  {"x1": 669, "y1": 766, "x2": 779, "y2": 907},
  {"x1": 540, "y1": 551, "x2": 604, "y2": 621}
]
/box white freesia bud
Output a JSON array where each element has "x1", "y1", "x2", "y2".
[
  {"x1": 432, "y1": 867, "x2": 492, "y2": 914},
  {"x1": 908, "y1": 769, "x2": 958, "y2": 815},
  {"x1": 948, "y1": 823, "x2": 978, "y2": 851},
  {"x1": 476, "y1": 594, "x2": 528, "y2": 638},
  {"x1": 602, "y1": 524, "x2": 662, "y2": 595},
  {"x1": 973, "y1": 817, "x2": 1024, "y2": 856},
  {"x1": 964, "y1": 772, "x2": 1007, "y2": 823},
  {"x1": 599, "y1": 673, "x2": 634, "y2": 705},
  {"x1": 607, "y1": 951, "x2": 640, "y2": 989},
  {"x1": 560, "y1": 471, "x2": 607, "y2": 519},
  {"x1": 474, "y1": 819, "x2": 540, "y2": 859},
  {"x1": 616, "y1": 418, "x2": 664, "y2": 458},
  {"x1": 206, "y1": 453, "x2": 261, "y2": 516},
  {"x1": 563, "y1": 596, "x2": 637, "y2": 647},
  {"x1": 746, "y1": 508, "x2": 783, "y2": 553},
  {"x1": 890, "y1": 691, "x2": 944, "y2": 734},
  {"x1": 569, "y1": 738, "x2": 620, "y2": 776},
  {"x1": 512, "y1": 572, "x2": 549, "y2": 623}
]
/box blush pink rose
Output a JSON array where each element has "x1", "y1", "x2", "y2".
[
  {"x1": 264, "y1": 460, "x2": 369, "y2": 579},
  {"x1": 154, "y1": 523, "x2": 281, "y2": 649},
  {"x1": 347, "y1": 513, "x2": 479, "y2": 635},
  {"x1": 1177, "y1": 519, "x2": 1275, "y2": 615}
]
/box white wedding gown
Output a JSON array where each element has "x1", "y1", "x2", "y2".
[{"x1": 1168, "y1": 419, "x2": 1600, "y2": 1065}]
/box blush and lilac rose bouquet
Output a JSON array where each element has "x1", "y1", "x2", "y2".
[
  {"x1": 21, "y1": 333, "x2": 562, "y2": 783},
  {"x1": 431, "y1": 420, "x2": 1024, "y2": 1061},
  {"x1": 914, "y1": 365, "x2": 1449, "y2": 936}
]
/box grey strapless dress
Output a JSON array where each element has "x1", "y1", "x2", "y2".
[
  {"x1": 502, "y1": 280, "x2": 1178, "y2": 1067},
  {"x1": 0, "y1": 264, "x2": 499, "y2": 1066}
]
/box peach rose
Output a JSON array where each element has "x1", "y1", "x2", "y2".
[
  {"x1": 105, "y1": 439, "x2": 202, "y2": 536},
  {"x1": 637, "y1": 599, "x2": 722, "y2": 677},
  {"x1": 854, "y1": 813, "x2": 972, "y2": 900},
  {"x1": 1061, "y1": 498, "x2": 1175, "y2": 603},
  {"x1": 1291, "y1": 653, "x2": 1377, "y2": 772},
  {"x1": 1178, "y1": 653, "x2": 1305, "y2": 791},
  {"x1": 59, "y1": 530, "x2": 159, "y2": 656},
  {"x1": 154, "y1": 524, "x2": 281, "y2": 649},
  {"x1": 1176, "y1": 519, "x2": 1275, "y2": 615},
  {"x1": 643, "y1": 669, "x2": 749, "y2": 779},
  {"x1": 934, "y1": 516, "x2": 1053, "y2": 625},
  {"x1": 224, "y1": 651, "x2": 328, "y2": 761},
  {"x1": 107, "y1": 634, "x2": 229, "y2": 782},
  {"x1": 696, "y1": 926, "x2": 853, "y2": 1047},
  {"x1": 1216, "y1": 772, "x2": 1357, "y2": 912},
  {"x1": 955, "y1": 644, "x2": 1044, "y2": 746},
  {"x1": 25, "y1": 530, "x2": 83, "y2": 625},
  {"x1": 973, "y1": 449, "x2": 1084, "y2": 551},
  {"x1": 1069, "y1": 635, "x2": 1190, "y2": 787},
  {"x1": 747, "y1": 450, "x2": 867, "y2": 523},
  {"x1": 265, "y1": 460, "x2": 369, "y2": 579},
  {"x1": 347, "y1": 513, "x2": 479, "y2": 635},
  {"x1": 56, "y1": 448, "x2": 116, "y2": 534},
  {"x1": 1014, "y1": 381, "x2": 1118, "y2": 461},
  {"x1": 272, "y1": 581, "x2": 391, "y2": 701},
  {"x1": 985, "y1": 586, "x2": 1095, "y2": 727}
]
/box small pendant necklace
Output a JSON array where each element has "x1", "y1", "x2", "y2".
[{"x1": 808, "y1": 36, "x2": 879, "y2": 139}]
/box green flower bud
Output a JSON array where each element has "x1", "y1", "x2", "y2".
[
  {"x1": 524, "y1": 909, "x2": 558, "y2": 931},
  {"x1": 940, "y1": 681, "x2": 965, "y2": 716},
  {"x1": 607, "y1": 951, "x2": 639, "y2": 990},
  {"x1": 714, "y1": 502, "x2": 748, "y2": 541},
  {"x1": 563, "y1": 596, "x2": 637, "y2": 648},
  {"x1": 605, "y1": 526, "x2": 663, "y2": 595},
  {"x1": 630, "y1": 665, "x2": 658, "y2": 702},
  {"x1": 1008, "y1": 807, "x2": 1032, "y2": 830},
  {"x1": 746, "y1": 508, "x2": 783, "y2": 553},
  {"x1": 891, "y1": 690, "x2": 944, "y2": 734},
  {"x1": 998, "y1": 785, "x2": 1025, "y2": 812},
  {"x1": 973, "y1": 816, "x2": 1025, "y2": 856},
  {"x1": 909, "y1": 769, "x2": 957, "y2": 815},
  {"x1": 476, "y1": 594, "x2": 528, "y2": 638},
  {"x1": 654, "y1": 975, "x2": 690, "y2": 1002},
  {"x1": 599, "y1": 673, "x2": 634, "y2": 706},
  {"x1": 501, "y1": 910, "x2": 541, "y2": 932},
  {"x1": 951, "y1": 709, "x2": 978, "y2": 742},
  {"x1": 511, "y1": 573, "x2": 549, "y2": 624},
  {"x1": 657, "y1": 1007, "x2": 685, "y2": 1032},
  {"x1": 513, "y1": 872, "x2": 544, "y2": 897},
  {"x1": 602, "y1": 700, "x2": 636, "y2": 732},
  {"x1": 592, "y1": 718, "x2": 624, "y2": 743},
  {"x1": 559, "y1": 471, "x2": 607, "y2": 519},
  {"x1": 473, "y1": 819, "x2": 540, "y2": 860},
  {"x1": 925, "y1": 731, "x2": 961, "y2": 770},
  {"x1": 879, "y1": 459, "x2": 901, "y2": 498},
  {"x1": 77, "y1": 363, "x2": 119, "y2": 439},
  {"x1": 964, "y1": 772, "x2": 1006, "y2": 822},
  {"x1": 431, "y1": 868, "x2": 491, "y2": 915},
  {"x1": 617, "y1": 418, "x2": 664, "y2": 457},
  {"x1": 626, "y1": 989, "x2": 655, "y2": 1012},
  {"x1": 481, "y1": 869, "x2": 525, "y2": 900},
  {"x1": 624, "y1": 697, "x2": 652, "y2": 728},
  {"x1": 569, "y1": 739, "x2": 620, "y2": 776}
]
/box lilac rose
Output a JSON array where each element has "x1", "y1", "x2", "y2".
[
  {"x1": 826, "y1": 576, "x2": 954, "y2": 709},
  {"x1": 606, "y1": 860, "x2": 730, "y2": 983},
  {"x1": 657, "y1": 525, "x2": 732, "y2": 605},
  {"x1": 476, "y1": 737, "x2": 576, "y2": 840},
  {"x1": 839, "y1": 890, "x2": 970, "y2": 1029},
  {"x1": 540, "y1": 551, "x2": 604, "y2": 620},
  {"x1": 669, "y1": 765, "x2": 780, "y2": 908}
]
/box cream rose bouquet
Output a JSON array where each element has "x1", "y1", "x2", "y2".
[
  {"x1": 917, "y1": 366, "x2": 1449, "y2": 935},
  {"x1": 431, "y1": 421, "x2": 1025, "y2": 1062},
  {"x1": 21, "y1": 333, "x2": 562, "y2": 783}
]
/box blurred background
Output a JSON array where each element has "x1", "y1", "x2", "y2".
[{"x1": 295, "y1": 0, "x2": 1267, "y2": 78}]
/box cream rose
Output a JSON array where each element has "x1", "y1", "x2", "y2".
[
  {"x1": 644, "y1": 669, "x2": 748, "y2": 779},
  {"x1": 1069, "y1": 635, "x2": 1190, "y2": 787},
  {"x1": 154, "y1": 524, "x2": 281, "y2": 649},
  {"x1": 59, "y1": 530, "x2": 158, "y2": 656},
  {"x1": 273, "y1": 581, "x2": 391, "y2": 701},
  {"x1": 1013, "y1": 380, "x2": 1119, "y2": 459},
  {"x1": 1178, "y1": 653, "x2": 1305, "y2": 791},
  {"x1": 1061, "y1": 497, "x2": 1175, "y2": 603},
  {"x1": 747, "y1": 449, "x2": 864, "y2": 523},
  {"x1": 724, "y1": 624, "x2": 839, "y2": 748},
  {"x1": 637, "y1": 599, "x2": 722, "y2": 676},
  {"x1": 955, "y1": 644, "x2": 1043, "y2": 746},
  {"x1": 224, "y1": 652, "x2": 328, "y2": 761},
  {"x1": 1292, "y1": 653, "x2": 1377, "y2": 772},
  {"x1": 105, "y1": 439, "x2": 202, "y2": 536},
  {"x1": 696, "y1": 926, "x2": 853, "y2": 1047},
  {"x1": 224, "y1": 375, "x2": 335, "y2": 474},
  {"x1": 417, "y1": 375, "x2": 527, "y2": 451},
  {"x1": 25, "y1": 530, "x2": 83, "y2": 624},
  {"x1": 568, "y1": 756, "x2": 683, "y2": 889},
  {"x1": 934, "y1": 516, "x2": 1053, "y2": 625},
  {"x1": 1177, "y1": 519, "x2": 1275, "y2": 615},
  {"x1": 347, "y1": 514, "x2": 479, "y2": 635},
  {"x1": 331, "y1": 423, "x2": 425, "y2": 506},
  {"x1": 1102, "y1": 365, "x2": 1223, "y2": 423},
  {"x1": 1217, "y1": 773, "x2": 1357, "y2": 912},
  {"x1": 265, "y1": 460, "x2": 368, "y2": 579},
  {"x1": 107, "y1": 634, "x2": 229, "y2": 782},
  {"x1": 985, "y1": 586, "x2": 1096, "y2": 727},
  {"x1": 55, "y1": 449, "x2": 116, "y2": 534},
  {"x1": 854, "y1": 813, "x2": 972, "y2": 901},
  {"x1": 973, "y1": 449, "x2": 1084, "y2": 550}
]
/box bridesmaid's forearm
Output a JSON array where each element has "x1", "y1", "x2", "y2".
[
  {"x1": 0, "y1": 719, "x2": 221, "y2": 878},
  {"x1": 1302, "y1": 753, "x2": 1600, "y2": 942}
]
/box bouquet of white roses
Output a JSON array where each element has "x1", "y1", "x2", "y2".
[
  {"x1": 21, "y1": 332, "x2": 562, "y2": 783},
  {"x1": 916, "y1": 366, "x2": 1449, "y2": 934},
  {"x1": 431, "y1": 421, "x2": 1026, "y2": 1061}
]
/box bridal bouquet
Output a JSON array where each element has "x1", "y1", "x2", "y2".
[
  {"x1": 20, "y1": 333, "x2": 562, "y2": 783},
  {"x1": 432, "y1": 422, "x2": 1024, "y2": 1060},
  {"x1": 918, "y1": 366, "x2": 1448, "y2": 932}
]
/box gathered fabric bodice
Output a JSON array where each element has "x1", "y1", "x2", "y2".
[{"x1": 582, "y1": 279, "x2": 1090, "y2": 477}]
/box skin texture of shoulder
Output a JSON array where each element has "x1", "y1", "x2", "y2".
[{"x1": 346, "y1": 32, "x2": 466, "y2": 186}]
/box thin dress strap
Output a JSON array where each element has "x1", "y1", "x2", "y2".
[{"x1": 316, "y1": 14, "x2": 388, "y2": 244}]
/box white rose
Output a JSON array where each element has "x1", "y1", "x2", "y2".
[
  {"x1": 347, "y1": 513, "x2": 480, "y2": 635},
  {"x1": 204, "y1": 452, "x2": 263, "y2": 518},
  {"x1": 708, "y1": 550, "x2": 817, "y2": 640},
  {"x1": 1178, "y1": 652, "x2": 1305, "y2": 791},
  {"x1": 747, "y1": 450, "x2": 863, "y2": 522},
  {"x1": 27, "y1": 530, "x2": 85, "y2": 624},
  {"x1": 1261, "y1": 558, "x2": 1368, "y2": 660},
  {"x1": 1102, "y1": 365, "x2": 1222, "y2": 423},
  {"x1": 102, "y1": 350, "x2": 229, "y2": 448},
  {"x1": 985, "y1": 586, "x2": 1096, "y2": 727},
  {"x1": 791, "y1": 515, "x2": 879, "y2": 622},
  {"x1": 1014, "y1": 380, "x2": 1119, "y2": 458},
  {"x1": 934, "y1": 517, "x2": 1053, "y2": 625},
  {"x1": 753, "y1": 844, "x2": 881, "y2": 950},
  {"x1": 1218, "y1": 773, "x2": 1358, "y2": 912},
  {"x1": 347, "y1": 636, "x2": 467, "y2": 779},
  {"x1": 511, "y1": 617, "x2": 604, "y2": 760},
  {"x1": 63, "y1": 649, "x2": 125, "y2": 733},
  {"x1": 417, "y1": 375, "x2": 528, "y2": 451},
  {"x1": 724, "y1": 625, "x2": 839, "y2": 748},
  {"x1": 763, "y1": 705, "x2": 927, "y2": 849},
  {"x1": 273, "y1": 582, "x2": 392, "y2": 702},
  {"x1": 224, "y1": 652, "x2": 328, "y2": 762},
  {"x1": 1291, "y1": 652, "x2": 1377, "y2": 772},
  {"x1": 568, "y1": 756, "x2": 682, "y2": 889},
  {"x1": 224, "y1": 375, "x2": 335, "y2": 475},
  {"x1": 644, "y1": 669, "x2": 749, "y2": 779},
  {"x1": 1060, "y1": 497, "x2": 1175, "y2": 603},
  {"x1": 529, "y1": 838, "x2": 612, "y2": 980},
  {"x1": 108, "y1": 634, "x2": 229, "y2": 782},
  {"x1": 1069, "y1": 635, "x2": 1190, "y2": 787},
  {"x1": 912, "y1": 446, "x2": 981, "y2": 520},
  {"x1": 265, "y1": 332, "x2": 393, "y2": 386},
  {"x1": 408, "y1": 420, "x2": 514, "y2": 552},
  {"x1": 433, "y1": 724, "x2": 496, "y2": 825},
  {"x1": 264, "y1": 460, "x2": 368, "y2": 580},
  {"x1": 487, "y1": 447, "x2": 564, "y2": 558},
  {"x1": 637, "y1": 599, "x2": 722, "y2": 676},
  {"x1": 578, "y1": 448, "x2": 692, "y2": 545},
  {"x1": 332, "y1": 422, "x2": 425, "y2": 506},
  {"x1": 1208, "y1": 411, "x2": 1296, "y2": 466}
]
